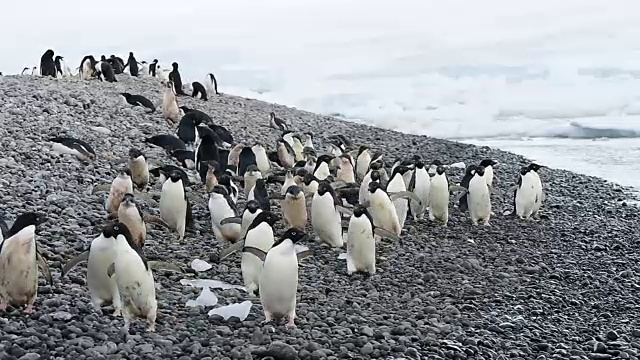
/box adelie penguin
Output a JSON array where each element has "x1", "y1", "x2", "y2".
[
  {"x1": 149, "y1": 59, "x2": 158, "y2": 77},
  {"x1": 387, "y1": 165, "x2": 413, "y2": 230},
  {"x1": 120, "y1": 93, "x2": 156, "y2": 113},
  {"x1": 54, "y1": 55, "x2": 65, "y2": 77},
  {"x1": 95, "y1": 57, "x2": 117, "y2": 83},
  {"x1": 281, "y1": 185, "x2": 307, "y2": 230},
  {"x1": 191, "y1": 81, "x2": 208, "y2": 101},
  {"x1": 0, "y1": 212, "x2": 52, "y2": 313},
  {"x1": 205, "y1": 73, "x2": 219, "y2": 95},
  {"x1": 243, "y1": 165, "x2": 263, "y2": 198},
  {"x1": 160, "y1": 170, "x2": 193, "y2": 240},
  {"x1": 408, "y1": 159, "x2": 430, "y2": 221},
  {"x1": 145, "y1": 134, "x2": 186, "y2": 153},
  {"x1": 108, "y1": 55, "x2": 125, "y2": 74},
  {"x1": 355, "y1": 145, "x2": 372, "y2": 181},
  {"x1": 466, "y1": 165, "x2": 492, "y2": 226},
  {"x1": 123, "y1": 52, "x2": 139, "y2": 77},
  {"x1": 162, "y1": 80, "x2": 181, "y2": 124},
  {"x1": 40, "y1": 49, "x2": 56, "y2": 77},
  {"x1": 479, "y1": 159, "x2": 499, "y2": 187},
  {"x1": 429, "y1": 165, "x2": 452, "y2": 226},
  {"x1": 208, "y1": 185, "x2": 242, "y2": 244},
  {"x1": 168, "y1": 62, "x2": 187, "y2": 95},
  {"x1": 311, "y1": 181, "x2": 352, "y2": 248},
  {"x1": 513, "y1": 163, "x2": 544, "y2": 220},
  {"x1": 269, "y1": 112, "x2": 288, "y2": 132},
  {"x1": 79, "y1": 55, "x2": 98, "y2": 80},
  {"x1": 219, "y1": 200, "x2": 263, "y2": 241},
  {"x1": 128, "y1": 148, "x2": 149, "y2": 190},
  {"x1": 361, "y1": 180, "x2": 421, "y2": 237},
  {"x1": 49, "y1": 136, "x2": 96, "y2": 161},
  {"x1": 99, "y1": 169, "x2": 134, "y2": 216}
]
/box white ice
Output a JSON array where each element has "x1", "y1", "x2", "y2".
[
  {"x1": 185, "y1": 286, "x2": 219, "y2": 308},
  {"x1": 208, "y1": 301, "x2": 253, "y2": 321},
  {"x1": 337, "y1": 253, "x2": 347, "y2": 260},
  {"x1": 190, "y1": 259, "x2": 212, "y2": 272},
  {"x1": 180, "y1": 278, "x2": 247, "y2": 292}
]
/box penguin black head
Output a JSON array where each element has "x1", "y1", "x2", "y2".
[
  {"x1": 353, "y1": 205, "x2": 369, "y2": 218},
  {"x1": 520, "y1": 166, "x2": 529, "y2": 176},
  {"x1": 152, "y1": 59, "x2": 158, "y2": 64},
  {"x1": 302, "y1": 147, "x2": 316, "y2": 158},
  {"x1": 101, "y1": 55, "x2": 106, "y2": 61},
  {"x1": 129, "y1": 148, "x2": 144, "y2": 159},
  {"x1": 479, "y1": 159, "x2": 498, "y2": 168},
  {"x1": 464, "y1": 164, "x2": 477, "y2": 176},
  {"x1": 120, "y1": 92, "x2": 131, "y2": 99},
  {"x1": 286, "y1": 185, "x2": 303, "y2": 197},
  {"x1": 218, "y1": 174, "x2": 233, "y2": 187},
  {"x1": 44, "y1": 49, "x2": 54, "y2": 58},
  {"x1": 120, "y1": 168, "x2": 132, "y2": 177},
  {"x1": 212, "y1": 185, "x2": 229, "y2": 196},
  {"x1": 280, "y1": 228, "x2": 309, "y2": 244},
  {"x1": 110, "y1": 222, "x2": 138, "y2": 251},
  {"x1": 245, "y1": 200, "x2": 261, "y2": 213},
  {"x1": 295, "y1": 168, "x2": 308, "y2": 178},
  {"x1": 475, "y1": 166, "x2": 486, "y2": 176},
  {"x1": 129, "y1": 52, "x2": 134, "y2": 57},
  {"x1": 317, "y1": 154, "x2": 334, "y2": 164},
  {"x1": 436, "y1": 165, "x2": 446, "y2": 175},
  {"x1": 391, "y1": 165, "x2": 410, "y2": 179},
  {"x1": 370, "y1": 170, "x2": 381, "y2": 182},
  {"x1": 358, "y1": 145, "x2": 369, "y2": 155},
  {"x1": 54, "y1": 55, "x2": 63, "y2": 62},
  {"x1": 255, "y1": 178, "x2": 267, "y2": 189},
  {"x1": 527, "y1": 163, "x2": 543, "y2": 172},
  {"x1": 317, "y1": 181, "x2": 333, "y2": 196},
  {"x1": 415, "y1": 159, "x2": 425, "y2": 168},
  {"x1": 172, "y1": 62, "x2": 178, "y2": 69},
  {"x1": 122, "y1": 193, "x2": 136, "y2": 205},
  {"x1": 292, "y1": 134, "x2": 304, "y2": 143},
  {"x1": 303, "y1": 173, "x2": 317, "y2": 186},
  {"x1": 179, "y1": 106, "x2": 191, "y2": 113},
  {"x1": 6, "y1": 212, "x2": 46, "y2": 238},
  {"x1": 369, "y1": 161, "x2": 382, "y2": 171},
  {"x1": 254, "y1": 211, "x2": 280, "y2": 227},
  {"x1": 269, "y1": 112, "x2": 276, "y2": 119},
  {"x1": 169, "y1": 170, "x2": 182, "y2": 182},
  {"x1": 368, "y1": 180, "x2": 383, "y2": 194}
]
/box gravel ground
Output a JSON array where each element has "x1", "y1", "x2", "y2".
[{"x1": 0, "y1": 73, "x2": 639, "y2": 360}]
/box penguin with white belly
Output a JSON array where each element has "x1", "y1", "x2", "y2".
[
  {"x1": 243, "y1": 165, "x2": 263, "y2": 198},
  {"x1": 209, "y1": 185, "x2": 242, "y2": 244},
  {"x1": 387, "y1": 165, "x2": 412, "y2": 229},
  {"x1": 159, "y1": 170, "x2": 194, "y2": 240},
  {"x1": 280, "y1": 170, "x2": 296, "y2": 196},
  {"x1": 428, "y1": 165, "x2": 453, "y2": 226},
  {"x1": 467, "y1": 165, "x2": 492, "y2": 226},
  {"x1": 361, "y1": 182, "x2": 402, "y2": 236},
  {"x1": 479, "y1": 159, "x2": 499, "y2": 187},
  {"x1": 103, "y1": 169, "x2": 134, "y2": 216},
  {"x1": 359, "y1": 164, "x2": 382, "y2": 205},
  {"x1": 128, "y1": 148, "x2": 149, "y2": 191},
  {"x1": 336, "y1": 154, "x2": 356, "y2": 183},
  {"x1": 311, "y1": 182, "x2": 351, "y2": 248},
  {"x1": 528, "y1": 163, "x2": 544, "y2": 218},
  {"x1": 313, "y1": 154, "x2": 334, "y2": 181},
  {"x1": 281, "y1": 185, "x2": 307, "y2": 230},
  {"x1": 0, "y1": 212, "x2": 51, "y2": 313},
  {"x1": 240, "y1": 212, "x2": 280, "y2": 296},
  {"x1": 346, "y1": 205, "x2": 400, "y2": 275},
  {"x1": 514, "y1": 166, "x2": 537, "y2": 220},
  {"x1": 457, "y1": 164, "x2": 477, "y2": 213},
  {"x1": 220, "y1": 199, "x2": 263, "y2": 242},
  {"x1": 408, "y1": 159, "x2": 430, "y2": 221},
  {"x1": 252, "y1": 144, "x2": 271, "y2": 173},
  {"x1": 355, "y1": 145, "x2": 372, "y2": 181}
]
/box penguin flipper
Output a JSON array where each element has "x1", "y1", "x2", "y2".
[
  {"x1": 107, "y1": 262, "x2": 115, "y2": 277},
  {"x1": 219, "y1": 240, "x2": 245, "y2": 261},
  {"x1": 61, "y1": 250, "x2": 90, "y2": 277},
  {"x1": 242, "y1": 246, "x2": 266, "y2": 262},
  {"x1": 220, "y1": 217, "x2": 242, "y2": 225},
  {"x1": 389, "y1": 191, "x2": 421, "y2": 204},
  {"x1": 147, "y1": 261, "x2": 183, "y2": 273},
  {"x1": 374, "y1": 227, "x2": 400, "y2": 242},
  {"x1": 143, "y1": 214, "x2": 171, "y2": 230},
  {"x1": 36, "y1": 249, "x2": 53, "y2": 285},
  {"x1": 335, "y1": 205, "x2": 353, "y2": 216},
  {"x1": 296, "y1": 249, "x2": 314, "y2": 261},
  {"x1": 92, "y1": 184, "x2": 112, "y2": 194}
]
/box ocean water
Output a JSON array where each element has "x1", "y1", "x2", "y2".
[{"x1": 3, "y1": 0, "x2": 640, "y2": 188}]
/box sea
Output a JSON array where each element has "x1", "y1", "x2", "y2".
[{"x1": 3, "y1": 0, "x2": 640, "y2": 189}]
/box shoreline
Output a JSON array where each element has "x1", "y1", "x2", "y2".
[{"x1": 0, "y1": 74, "x2": 639, "y2": 359}]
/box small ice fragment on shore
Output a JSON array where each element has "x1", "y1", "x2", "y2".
[
  {"x1": 338, "y1": 253, "x2": 347, "y2": 260},
  {"x1": 186, "y1": 286, "x2": 218, "y2": 307},
  {"x1": 449, "y1": 162, "x2": 465, "y2": 169},
  {"x1": 180, "y1": 278, "x2": 247, "y2": 292},
  {"x1": 191, "y1": 259, "x2": 212, "y2": 272},
  {"x1": 208, "y1": 301, "x2": 253, "y2": 320}
]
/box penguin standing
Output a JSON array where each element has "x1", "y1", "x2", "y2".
[
  {"x1": 159, "y1": 170, "x2": 193, "y2": 240},
  {"x1": 428, "y1": 165, "x2": 451, "y2": 226},
  {"x1": 0, "y1": 212, "x2": 51, "y2": 313},
  {"x1": 117, "y1": 193, "x2": 147, "y2": 248},
  {"x1": 258, "y1": 228, "x2": 310, "y2": 329},
  {"x1": 104, "y1": 169, "x2": 134, "y2": 215},
  {"x1": 479, "y1": 159, "x2": 499, "y2": 187},
  {"x1": 123, "y1": 52, "x2": 139, "y2": 76},
  {"x1": 61, "y1": 223, "x2": 122, "y2": 316},
  {"x1": 149, "y1": 59, "x2": 158, "y2": 77},
  {"x1": 208, "y1": 186, "x2": 242, "y2": 244},
  {"x1": 79, "y1": 55, "x2": 98, "y2": 80},
  {"x1": 54, "y1": 56, "x2": 65, "y2": 77},
  {"x1": 276, "y1": 140, "x2": 295, "y2": 169},
  {"x1": 39, "y1": 49, "x2": 56, "y2": 77},
  {"x1": 387, "y1": 165, "x2": 411, "y2": 229},
  {"x1": 109, "y1": 55, "x2": 124, "y2": 74},
  {"x1": 355, "y1": 146, "x2": 372, "y2": 181},
  {"x1": 176, "y1": 113, "x2": 201, "y2": 150},
  {"x1": 457, "y1": 164, "x2": 477, "y2": 212},
  {"x1": 252, "y1": 144, "x2": 271, "y2": 173},
  {"x1": 128, "y1": 148, "x2": 149, "y2": 191},
  {"x1": 311, "y1": 182, "x2": 347, "y2": 248},
  {"x1": 240, "y1": 211, "x2": 280, "y2": 296},
  {"x1": 336, "y1": 155, "x2": 356, "y2": 183},
  {"x1": 269, "y1": 112, "x2": 288, "y2": 131},
  {"x1": 96, "y1": 60, "x2": 117, "y2": 82},
  {"x1": 218, "y1": 200, "x2": 263, "y2": 240},
  {"x1": 514, "y1": 166, "x2": 537, "y2": 220},
  {"x1": 528, "y1": 163, "x2": 544, "y2": 217},
  {"x1": 359, "y1": 164, "x2": 382, "y2": 205},
  {"x1": 363, "y1": 182, "x2": 402, "y2": 236},
  {"x1": 346, "y1": 205, "x2": 399, "y2": 275},
  {"x1": 467, "y1": 166, "x2": 492, "y2": 226},
  {"x1": 168, "y1": 62, "x2": 187, "y2": 95},
  {"x1": 162, "y1": 81, "x2": 181, "y2": 124},
  {"x1": 313, "y1": 154, "x2": 334, "y2": 181},
  {"x1": 205, "y1": 73, "x2": 219, "y2": 95},
  {"x1": 244, "y1": 166, "x2": 262, "y2": 196},
  {"x1": 408, "y1": 159, "x2": 430, "y2": 221},
  {"x1": 191, "y1": 82, "x2": 208, "y2": 100},
  {"x1": 106, "y1": 222, "x2": 157, "y2": 332},
  {"x1": 281, "y1": 185, "x2": 307, "y2": 230},
  {"x1": 280, "y1": 170, "x2": 296, "y2": 196}
]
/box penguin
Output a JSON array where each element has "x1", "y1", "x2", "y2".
[
  {"x1": 334, "y1": 182, "x2": 360, "y2": 207},
  {"x1": 168, "y1": 62, "x2": 187, "y2": 95},
  {"x1": 387, "y1": 165, "x2": 411, "y2": 229},
  {"x1": 209, "y1": 185, "x2": 242, "y2": 244},
  {"x1": 145, "y1": 134, "x2": 186, "y2": 153},
  {"x1": 162, "y1": 81, "x2": 181, "y2": 124},
  {"x1": 176, "y1": 113, "x2": 201, "y2": 150},
  {"x1": 195, "y1": 132, "x2": 220, "y2": 174},
  {"x1": 128, "y1": 148, "x2": 149, "y2": 190},
  {"x1": 150, "y1": 165, "x2": 190, "y2": 186},
  {"x1": 159, "y1": 170, "x2": 193, "y2": 240},
  {"x1": 313, "y1": 154, "x2": 334, "y2": 181},
  {"x1": 281, "y1": 185, "x2": 307, "y2": 230},
  {"x1": 117, "y1": 193, "x2": 147, "y2": 248},
  {"x1": 220, "y1": 199, "x2": 264, "y2": 242},
  {"x1": 304, "y1": 154, "x2": 317, "y2": 175},
  {"x1": 120, "y1": 93, "x2": 155, "y2": 113},
  {"x1": 96, "y1": 60, "x2": 117, "y2": 82},
  {"x1": 243, "y1": 165, "x2": 263, "y2": 198},
  {"x1": 49, "y1": 136, "x2": 96, "y2": 161},
  {"x1": 61, "y1": 223, "x2": 121, "y2": 316},
  {"x1": 467, "y1": 165, "x2": 492, "y2": 226},
  {"x1": 277, "y1": 139, "x2": 295, "y2": 169},
  {"x1": 106, "y1": 222, "x2": 157, "y2": 332},
  {"x1": 54, "y1": 55, "x2": 65, "y2": 77},
  {"x1": 79, "y1": 55, "x2": 98, "y2": 80},
  {"x1": 238, "y1": 146, "x2": 258, "y2": 177},
  {"x1": 311, "y1": 181, "x2": 350, "y2": 248},
  {"x1": 359, "y1": 164, "x2": 381, "y2": 205},
  {"x1": 249, "y1": 178, "x2": 271, "y2": 212},
  {"x1": 480, "y1": 159, "x2": 499, "y2": 187},
  {"x1": 301, "y1": 173, "x2": 320, "y2": 196},
  {"x1": 281, "y1": 170, "x2": 296, "y2": 196},
  {"x1": 428, "y1": 165, "x2": 452, "y2": 226},
  {"x1": 31, "y1": 66, "x2": 38, "y2": 76},
  {"x1": 361, "y1": 181, "x2": 420, "y2": 237},
  {"x1": 528, "y1": 163, "x2": 544, "y2": 218},
  {"x1": 123, "y1": 52, "x2": 139, "y2": 76},
  {"x1": 408, "y1": 159, "x2": 430, "y2": 221},
  {"x1": 355, "y1": 145, "x2": 372, "y2": 181},
  {"x1": 303, "y1": 132, "x2": 314, "y2": 149},
  {"x1": 258, "y1": 228, "x2": 310, "y2": 329},
  {"x1": 514, "y1": 166, "x2": 537, "y2": 220},
  {"x1": 457, "y1": 164, "x2": 477, "y2": 212},
  {"x1": 103, "y1": 169, "x2": 134, "y2": 216},
  {"x1": 291, "y1": 134, "x2": 305, "y2": 161},
  {"x1": 191, "y1": 82, "x2": 208, "y2": 101},
  {"x1": 218, "y1": 174, "x2": 240, "y2": 204},
  {"x1": 149, "y1": 59, "x2": 158, "y2": 77},
  {"x1": 252, "y1": 144, "x2": 271, "y2": 173},
  {"x1": 21, "y1": 67, "x2": 30, "y2": 75},
  {"x1": 209, "y1": 124, "x2": 234, "y2": 146},
  {"x1": 0, "y1": 212, "x2": 51, "y2": 313},
  {"x1": 205, "y1": 73, "x2": 219, "y2": 95},
  {"x1": 107, "y1": 55, "x2": 123, "y2": 74},
  {"x1": 179, "y1": 106, "x2": 213, "y2": 124},
  {"x1": 236, "y1": 211, "x2": 280, "y2": 296},
  {"x1": 269, "y1": 112, "x2": 288, "y2": 131},
  {"x1": 336, "y1": 154, "x2": 356, "y2": 183},
  {"x1": 39, "y1": 49, "x2": 56, "y2": 77},
  {"x1": 346, "y1": 205, "x2": 400, "y2": 275}
]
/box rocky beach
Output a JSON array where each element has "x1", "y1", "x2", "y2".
[{"x1": 0, "y1": 74, "x2": 639, "y2": 360}]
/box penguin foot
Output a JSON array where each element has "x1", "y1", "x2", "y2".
[
  {"x1": 483, "y1": 221, "x2": 491, "y2": 227},
  {"x1": 285, "y1": 320, "x2": 297, "y2": 330},
  {"x1": 24, "y1": 305, "x2": 35, "y2": 314},
  {"x1": 113, "y1": 308, "x2": 122, "y2": 317},
  {"x1": 147, "y1": 323, "x2": 156, "y2": 332}
]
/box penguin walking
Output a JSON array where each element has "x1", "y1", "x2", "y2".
[
  {"x1": 0, "y1": 212, "x2": 51, "y2": 313},
  {"x1": 103, "y1": 169, "x2": 134, "y2": 216},
  {"x1": 40, "y1": 49, "x2": 56, "y2": 77},
  {"x1": 128, "y1": 148, "x2": 149, "y2": 191},
  {"x1": 106, "y1": 222, "x2": 157, "y2": 332},
  {"x1": 428, "y1": 165, "x2": 452, "y2": 226},
  {"x1": 123, "y1": 52, "x2": 139, "y2": 76},
  {"x1": 408, "y1": 159, "x2": 430, "y2": 221},
  {"x1": 258, "y1": 228, "x2": 310, "y2": 329},
  {"x1": 467, "y1": 166, "x2": 492, "y2": 226},
  {"x1": 120, "y1": 93, "x2": 156, "y2": 113},
  {"x1": 168, "y1": 62, "x2": 187, "y2": 95},
  {"x1": 281, "y1": 185, "x2": 307, "y2": 230},
  {"x1": 346, "y1": 205, "x2": 399, "y2": 275},
  {"x1": 191, "y1": 81, "x2": 208, "y2": 100},
  {"x1": 208, "y1": 186, "x2": 242, "y2": 244},
  {"x1": 61, "y1": 223, "x2": 122, "y2": 316},
  {"x1": 311, "y1": 182, "x2": 350, "y2": 248},
  {"x1": 239, "y1": 211, "x2": 280, "y2": 296},
  {"x1": 162, "y1": 81, "x2": 181, "y2": 124},
  {"x1": 160, "y1": 170, "x2": 193, "y2": 240}
]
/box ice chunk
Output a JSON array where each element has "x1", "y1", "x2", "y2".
[
  {"x1": 338, "y1": 253, "x2": 347, "y2": 260},
  {"x1": 186, "y1": 286, "x2": 219, "y2": 307},
  {"x1": 208, "y1": 301, "x2": 253, "y2": 320},
  {"x1": 180, "y1": 278, "x2": 247, "y2": 292},
  {"x1": 191, "y1": 259, "x2": 212, "y2": 272},
  {"x1": 448, "y1": 162, "x2": 466, "y2": 169}
]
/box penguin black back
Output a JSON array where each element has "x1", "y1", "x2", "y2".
[
  {"x1": 98, "y1": 62, "x2": 117, "y2": 83},
  {"x1": 126, "y1": 52, "x2": 139, "y2": 76},
  {"x1": 54, "y1": 56, "x2": 64, "y2": 77},
  {"x1": 208, "y1": 124, "x2": 233, "y2": 145},
  {"x1": 168, "y1": 62, "x2": 186, "y2": 95},
  {"x1": 145, "y1": 135, "x2": 186, "y2": 153},
  {"x1": 238, "y1": 147, "x2": 257, "y2": 176},
  {"x1": 253, "y1": 179, "x2": 270, "y2": 211},
  {"x1": 40, "y1": 49, "x2": 56, "y2": 77},
  {"x1": 208, "y1": 73, "x2": 219, "y2": 95},
  {"x1": 179, "y1": 107, "x2": 213, "y2": 124},
  {"x1": 457, "y1": 164, "x2": 476, "y2": 212},
  {"x1": 191, "y1": 81, "x2": 208, "y2": 101}
]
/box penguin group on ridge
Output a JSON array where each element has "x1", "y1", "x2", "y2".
[{"x1": 0, "y1": 49, "x2": 547, "y2": 332}]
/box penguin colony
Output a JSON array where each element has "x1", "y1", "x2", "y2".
[{"x1": 0, "y1": 48, "x2": 547, "y2": 332}]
